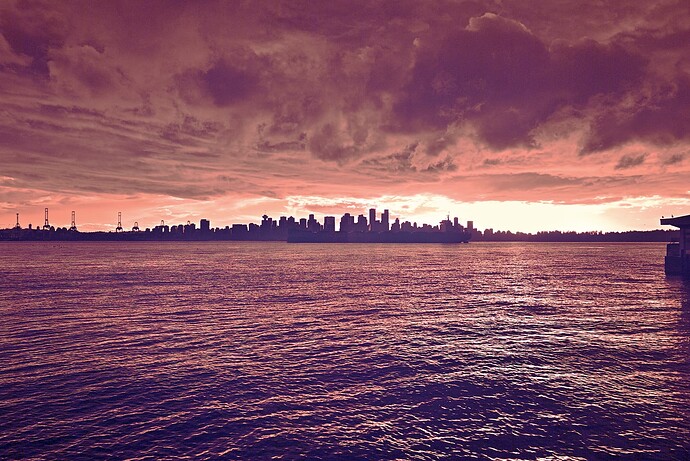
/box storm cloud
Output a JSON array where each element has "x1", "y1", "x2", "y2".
[{"x1": 0, "y1": 0, "x2": 689, "y2": 230}]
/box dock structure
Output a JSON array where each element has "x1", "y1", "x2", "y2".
[{"x1": 661, "y1": 214, "x2": 690, "y2": 276}]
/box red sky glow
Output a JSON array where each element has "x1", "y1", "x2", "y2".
[{"x1": 1, "y1": 1, "x2": 689, "y2": 232}]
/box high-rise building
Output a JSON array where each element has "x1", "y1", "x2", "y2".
[
  {"x1": 307, "y1": 214, "x2": 319, "y2": 231},
  {"x1": 200, "y1": 219, "x2": 210, "y2": 232},
  {"x1": 382, "y1": 209, "x2": 389, "y2": 231},
  {"x1": 340, "y1": 213, "x2": 353, "y2": 232},
  {"x1": 356, "y1": 214, "x2": 367, "y2": 232},
  {"x1": 369, "y1": 208, "x2": 377, "y2": 231},
  {"x1": 324, "y1": 216, "x2": 336, "y2": 232}
]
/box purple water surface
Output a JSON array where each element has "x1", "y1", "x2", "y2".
[{"x1": 1, "y1": 242, "x2": 689, "y2": 460}]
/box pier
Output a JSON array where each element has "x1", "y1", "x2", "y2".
[{"x1": 661, "y1": 214, "x2": 690, "y2": 276}]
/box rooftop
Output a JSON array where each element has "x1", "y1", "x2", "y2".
[{"x1": 660, "y1": 214, "x2": 690, "y2": 228}]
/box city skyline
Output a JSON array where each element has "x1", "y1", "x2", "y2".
[
  {"x1": 3, "y1": 204, "x2": 677, "y2": 243},
  {"x1": 1, "y1": 2, "x2": 689, "y2": 232},
  {"x1": 7, "y1": 206, "x2": 471, "y2": 234}
]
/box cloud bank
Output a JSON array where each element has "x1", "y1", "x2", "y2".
[{"x1": 0, "y1": 0, "x2": 689, "y2": 230}]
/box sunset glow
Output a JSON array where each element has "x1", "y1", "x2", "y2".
[{"x1": 1, "y1": 1, "x2": 689, "y2": 231}]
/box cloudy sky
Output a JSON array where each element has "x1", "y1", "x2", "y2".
[{"x1": 1, "y1": 0, "x2": 689, "y2": 232}]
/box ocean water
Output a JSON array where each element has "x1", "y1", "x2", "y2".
[{"x1": 1, "y1": 242, "x2": 689, "y2": 460}]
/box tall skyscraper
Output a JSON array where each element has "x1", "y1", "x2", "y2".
[{"x1": 369, "y1": 208, "x2": 377, "y2": 231}]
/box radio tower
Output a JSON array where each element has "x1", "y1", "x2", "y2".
[
  {"x1": 42, "y1": 208, "x2": 51, "y2": 230},
  {"x1": 116, "y1": 212, "x2": 123, "y2": 232},
  {"x1": 69, "y1": 211, "x2": 77, "y2": 232},
  {"x1": 15, "y1": 212, "x2": 20, "y2": 229}
]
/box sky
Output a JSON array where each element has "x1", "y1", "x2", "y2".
[{"x1": 1, "y1": 0, "x2": 689, "y2": 233}]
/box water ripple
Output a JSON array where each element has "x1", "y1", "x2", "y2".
[{"x1": 1, "y1": 242, "x2": 689, "y2": 460}]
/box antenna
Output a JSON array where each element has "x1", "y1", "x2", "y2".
[
  {"x1": 116, "y1": 212, "x2": 123, "y2": 232},
  {"x1": 69, "y1": 211, "x2": 77, "y2": 231},
  {"x1": 43, "y1": 208, "x2": 50, "y2": 230},
  {"x1": 15, "y1": 212, "x2": 20, "y2": 229}
]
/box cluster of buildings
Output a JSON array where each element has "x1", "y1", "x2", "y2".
[{"x1": 1, "y1": 207, "x2": 473, "y2": 243}]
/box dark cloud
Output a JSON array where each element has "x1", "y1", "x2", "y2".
[
  {"x1": 394, "y1": 12, "x2": 653, "y2": 151},
  {"x1": 582, "y1": 76, "x2": 690, "y2": 154},
  {"x1": 160, "y1": 115, "x2": 222, "y2": 146},
  {"x1": 358, "y1": 144, "x2": 417, "y2": 173},
  {"x1": 177, "y1": 59, "x2": 260, "y2": 107},
  {"x1": 202, "y1": 60, "x2": 258, "y2": 106},
  {"x1": 308, "y1": 123, "x2": 363, "y2": 162},
  {"x1": 614, "y1": 153, "x2": 647, "y2": 170},
  {"x1": 551, "y1": 40, "x2": 647, "y2": 104},
  {"x1": 395, "y1": 13, "x2": 551, "y2": 145},
  {"x1": 662, "y1": 153, "x2": 685, "y2": 165},
  {"x1": 0, "y1": 0, "x2": 67, "y2": 77},
  {"x1": 255, "y1": 139, "x2": 306, "y2": 153}
]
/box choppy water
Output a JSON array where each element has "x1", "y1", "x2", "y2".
[{"x1": 1, "y1": 242, "x2": 689, "y2": 460}]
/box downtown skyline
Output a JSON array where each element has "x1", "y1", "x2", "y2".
[{"x1": 1, "y1": 1, "x2": 689, "y2": 232}]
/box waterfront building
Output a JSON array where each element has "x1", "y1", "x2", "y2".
[{"x1": 661, "y1": 214, "x2": 690, "y2": 276}]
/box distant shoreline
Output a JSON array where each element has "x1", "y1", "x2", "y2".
[{"x1": 0, "y1": 228, "x2": 678, "y2": 243}]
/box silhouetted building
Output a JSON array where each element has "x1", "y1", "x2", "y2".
[
  {"x1": 661, "y1": 214, "x2": 690, "y2": 276},
  {"x1": 0, "y1": 208, "x2": 478, "y2": 244},
  {"x1": 356, "y1": 214, "x2": 367, "y2": 232},
  {"x1": 369, "y1": 208, "x2": 377, "y2": 231},
  {"x1": 340, "y1": 213, "x2": 354, "y2": 232},
  {"x1": 232, "y1": 224, "x2": 249, "y2": 238},
  {"x1": 382, "y1": 209, "x2": 390, "y2": 231}
]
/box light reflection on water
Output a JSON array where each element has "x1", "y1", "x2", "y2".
[{"x1": 1, "y1": 242, "x2": 689, "y2": 460}]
